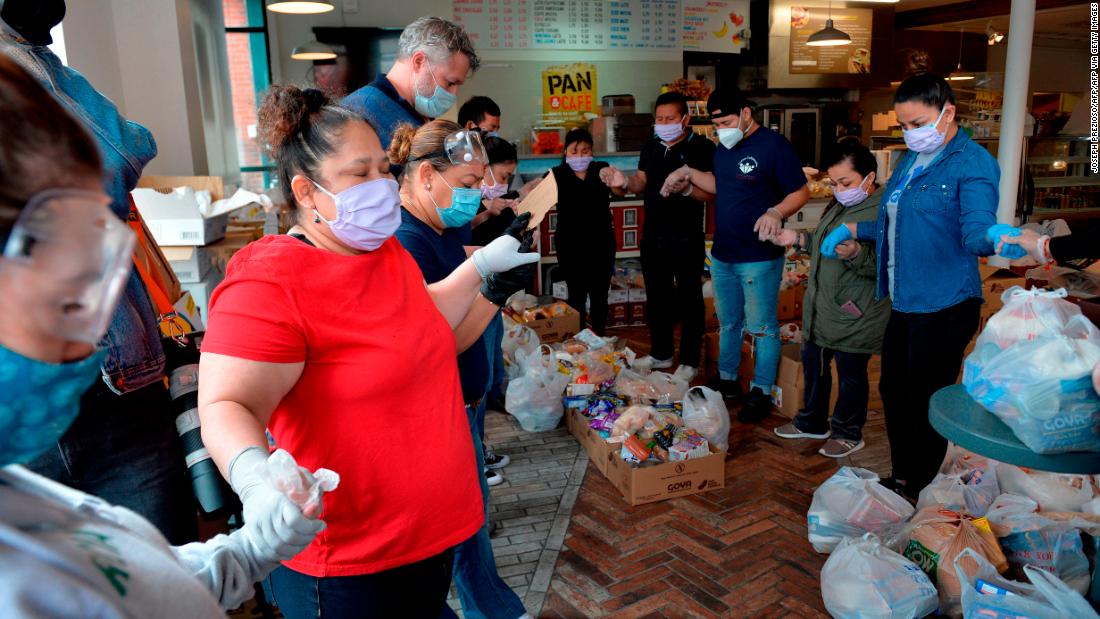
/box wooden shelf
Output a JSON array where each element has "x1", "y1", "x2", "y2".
[
  {"x1": 1031, "y1": 207, "x2": 1100, "y2": 220},
  {"x1": 1032, "y1": 176, "x2": 1100, "y2": 188}
]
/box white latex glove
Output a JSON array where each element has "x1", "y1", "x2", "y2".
[
  {"x1": 472, "y1": 230, "x2": 540, "y2": 278},
  {"x1": 174, "y1": 528, "x2": 271, "y2": 610},
  {"x1": 754, "y1": 208, "x2": 783, "y2": 241},
  {"x1": 599, "y1": 165, "x2": 628, "y2": 190},
  {"x1": 769, "y1": 229, "x2": 798, "y2": 248},
  {"x1": 835, "y1": 240, "x2": 862, "y2": 260},
  {"x1": 660, "y1": 166, "x2": 692, "y2": 197},
  {"x1": 228, "y1": 447, "x2": 335, "y2": 563}
]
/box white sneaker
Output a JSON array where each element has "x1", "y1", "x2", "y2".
[
  {"x1": 484, "y1": 449, "x2": 510, "y2": 470},
  {"x1": 648, "y1": 356, "x2": 674, "y2": 369},
  {"x1": 485, "y1": 469, "x2": 505, "y2": 487}
]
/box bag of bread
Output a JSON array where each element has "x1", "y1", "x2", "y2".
[{"x1": 901, "y1": 508, "x2": 1008, "y2": 617}]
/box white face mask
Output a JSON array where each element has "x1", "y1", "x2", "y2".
[{"x1": 716, "y1": 114, "x2": 753, "y2": 149}]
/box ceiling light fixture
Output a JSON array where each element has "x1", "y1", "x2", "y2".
[
  {"x1": 267, "y1": 1, "x2": 335, "y2": 15},
  {"x1": 291, "y1": 40, "x2": 337, "y2": 61},
  {"x1": 986, "y1": 21, "x2": 1006, "y2": 46},
  {"x1": 806, "y1": 1, "x2": 852, "y2": 47},
  {"x1": 948, "y1": 26, "x2": 974, "y2": 81}
]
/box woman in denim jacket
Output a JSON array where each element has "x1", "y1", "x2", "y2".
[
  {"x1": 821, "y1": 74, "x2": 1003, "y2": 500},
  {"x1": 1, "y1": 6, "x2": 195, "y2": 543}
]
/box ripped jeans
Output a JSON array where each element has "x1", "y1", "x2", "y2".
[{"x1": 710, "y1": 256, "x2": 784, "y2": 392}]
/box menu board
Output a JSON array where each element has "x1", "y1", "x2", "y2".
[
  {"x1": 682, "y1": 0, "x2": 749, "y2": 54},
  {"x1": 454, "y1": 0, "x2": 683, "y2": 51},
  {"x1": 789, "y1": 6, "x2": 873, "y2": 74}
]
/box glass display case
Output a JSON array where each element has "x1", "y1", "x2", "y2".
[{"x1": 1024, "y1": 136, "x2": 1100, "y2": 222}]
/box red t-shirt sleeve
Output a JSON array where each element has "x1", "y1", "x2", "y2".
[{"x1": 202, "y1": 256, "x2": 307, "y2": 363}]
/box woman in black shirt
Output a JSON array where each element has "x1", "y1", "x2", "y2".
[{"x1": 552, "y1": 128, "x2": 616, "y2": 335}]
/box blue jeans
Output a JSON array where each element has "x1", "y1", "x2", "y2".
[
  {"x1": 710, "y1": 256, "x2": 784, "y2": 392},
  {"x1": 440, "y1": 405, "x2": 526, "y2": 619},
  {"x1": 485, "y1": 313, "x2": 505, "y2": 402},
  {"x1": 267, "y1": 548, "x2": 455, "y2": 618}
]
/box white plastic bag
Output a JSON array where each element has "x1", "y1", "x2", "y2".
[
  {"x1": 996, "y1": 515, "x2": 1091, "y2": 594},
  {"x1": 820, "y1": 534, "x2": 939, "y2": 619},
  {"x1": 681, "y1": 386, "x2": 730, "y2": 452},
  {"x1": 954, "y1": 549, "x2": 1100, "y2": 619},
  {"x1": 505, "y1": 345, "x2": 570, "y2": 432},
  {"x1": 260, "y1": 449, "x2": 340, "y2": 518},
  {"x1": 985, "y1": 493, "x2": 1040, "y2": 536},
  {"x1": 916, "y1": 466, "x2": 1000, "y2": 517},
  {"x1": 502, "y1": 324, "x2": 539, "y2": 380},
  {"x1": 994, "y1": 463, "x2": 1099, "y2": 512},
  {"x1": 963, "y1": 287, "x2": 1100, "y2": 454},
  {"x1": 644, "y1": 365, "x2": 695, "y2": 404},
  {"x1": 807, "y1": 467, "x2": 916, "y2": 554}
]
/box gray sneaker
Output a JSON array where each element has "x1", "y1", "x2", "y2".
[
  {"x1": 819, "y1": 438, "x2": 865, "y2": 458},
  {"x1": 774, "y1": 422, "x2": 830, "y2": 440}
]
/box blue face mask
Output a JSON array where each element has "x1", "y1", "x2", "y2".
[
  {"x1": 413, "y1": 65, "x2": 458, "y2": 118},
  {"x1": 430, "y1": 172, "x2": 482, "y2": 228},
  {"x1": 0, "y1": 346, "x2": 107, "y2": 466}
]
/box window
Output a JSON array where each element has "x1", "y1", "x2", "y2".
[{"x1": 223, "y1": 0, "x2": 273, "y2": 191}]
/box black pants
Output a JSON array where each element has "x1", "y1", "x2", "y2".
[
  {"x1": 27, "y1": 380, "x2": 198, "y2": 544},
  {"x1": 267, "y1": 549, "x2": 455, "y2": 618},
  {"x1": 560, "y1": 245, "x2": 614, "y2": 336},
  {"x1": 794, "y1": 339, "x2": 872, "y2": 442},
  {"x1": 879, "y1": 298, "x2": 981, "y2": 492},
  {"x1": 640, "y1": 237, "x2": 705, "y2": 366}
]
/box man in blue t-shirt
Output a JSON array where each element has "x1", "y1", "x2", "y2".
[{"x1": 670, "y1": 88, "x2": 809, "y2": 422}]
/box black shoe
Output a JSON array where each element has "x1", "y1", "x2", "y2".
[
  {"x1": 712, "y1": 378, "x2": 744, "y2": 401},
  {"x1": 486, "y1": 395, "x2": 507, "y2": 413},
  {"x1": 878, "y1": 476, "x2": 918, "y2": 504},
  {"x1": 737, "y1": 387, "x2": 772, "y2": 423}
]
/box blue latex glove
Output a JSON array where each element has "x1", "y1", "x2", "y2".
[
  {"x1": 986, "y1": 224, "x2": 1028, "y2": 260},
  {"x1": 820, "y1": 225, "x2": 854, "y2": 259}
]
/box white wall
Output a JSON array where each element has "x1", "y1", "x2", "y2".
[
  {"x1": 986, "y1": 38, "x2": 1090, "y2": 95},
  {"x1": 62, "y1": 0, "x2": 237, "y2": 178},
  {"x1": 268, "y1": 3, "x2": 683, "y2": 143}
]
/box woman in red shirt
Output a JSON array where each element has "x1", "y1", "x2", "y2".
[{"x1": 197, "y1": 86, "x2": 537, "y2": 618}]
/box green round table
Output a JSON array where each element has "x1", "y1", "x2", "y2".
[{"x1": 929, "y1": 385, "x2": 1100, "y2": 474}]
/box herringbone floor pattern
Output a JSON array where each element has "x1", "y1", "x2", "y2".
[{"x1": 540, "y1": 328, "x2": 891, "y2": 618}]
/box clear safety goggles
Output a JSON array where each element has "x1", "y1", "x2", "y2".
[
  {"x1": 0, "y1": 190, "x2": 136, "y2": 344},
  {"x1": 411, "y1": 129, "x2": 490, "y2": 168}
]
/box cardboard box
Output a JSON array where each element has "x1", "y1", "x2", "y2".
[
  {"x1": 161, "y1": 246, "x2": 213, "y2": 284},
  {"x1": 132, "y1": 187, "x2": 229, "y2": 246},
  {"x1": 627, "y1": 287, "x2": 647, "y2": 326},
  {"x1": 507, "y1": 305, "x2": 581, "y2": 344},
  {"x1": 777, "y1": 284, "x2": 806, "y2": 321},
  {"x1": 566, "y1": 408, "x2": 726, "y2": 505},
  {"x1": 604, "y1": 443, "x2": 726, "y2": 506},
  {"x1": 979, "y1": 265, "x2": 1028, "y2": 315},
  {"x1": 608, "y1": 288, "x2": 630, "y2": 328},
  {"x1": 205, "y1": 227, "x2": 262, "y2": 273},
  {"x1": 771, "y1": 343, "x2": 839, "y2": 419},
  {"x1": 137, "y1": 175, "x2": 225, "y2": 200},
  {"x1": 181, "y1": 267, "x2": 226, "y2": 324}
]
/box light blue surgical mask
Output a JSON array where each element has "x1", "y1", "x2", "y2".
[
  {"x1": 413, "y1": 64, "x2": 457, "y2": 118},
  {"x1": 0, "y1": 346, "x2": 107, "y2": 466},
  {"x1": 430, "y1": 172, "x2": 482, "y2": 228}
]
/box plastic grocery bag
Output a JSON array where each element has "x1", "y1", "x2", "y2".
[
  {"x1": 681, "y1": 386, "x2": 730, "y2": 452},
  {"x1": 644, "y1": 366, "x2": 695, "y2": 404},
  {"x1": 962, "y1": 287, "x2": 1100, "y2": 454},
  {"x1": 994, "y1": 462, "x2": 1099, "y2": 511},
  {"x1": 807, "y1": 467, "x2": 915, "y2": 554},
  {"x1": 954, "y1": 549, "x2": 1099, "y2": 619},
  {"x1": 997, "y1": 515, "x2": 1091, "y2": 594},
  {"x1": 259, "y1": 449, "x2": 340, "y2": 518},
  {"x1": 503, "y1": 324, "x2": 540, "y2": 380},
  {"x1": 916, "y1": 466, "x2": 1000, "y2": 518},
  {"x1": 984, "y1": 493, "x2": 1040, "y2": 536},
  {"x1": 900, "y1": 508, "x2": 1008, "y2": 617},
  {"x1": 820, "y1": 534, "x2": 939, "y2": 619},
  {"x1": 505, "y1": 345, "x2": 570, "y2": 432}
]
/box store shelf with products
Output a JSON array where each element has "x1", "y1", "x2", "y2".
[{"x1": 1024, "y1": 136, "x2": 1099, "y2": 221}]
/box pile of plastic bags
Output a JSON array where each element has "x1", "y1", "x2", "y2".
[
  {"x1": 812, "y1": 446, "x2": 1100, "y2": 618},
  {"x1": 963, "y1": 287, "x2": 1100, "y2": 454}
]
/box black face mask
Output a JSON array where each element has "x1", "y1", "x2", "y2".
[{"x1": 1, "y1": 0, "x2": 66, "y2": 46}]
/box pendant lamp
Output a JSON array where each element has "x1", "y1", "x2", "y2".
[{"x1": 806, "y1": 2, "x2": 851, "y2": 47}]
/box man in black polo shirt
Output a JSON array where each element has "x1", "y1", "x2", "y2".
[{"x1": 602, "y1": 91, "x2": 715, "y2": 370}]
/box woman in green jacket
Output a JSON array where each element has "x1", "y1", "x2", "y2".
[{"x1": 768, "y1": 142, "x2": 891, "y2": 458}]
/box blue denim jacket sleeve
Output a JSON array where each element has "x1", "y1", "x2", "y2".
[
  {"x1": 956, "y1": 146, "x2": 1000, "y2": 257},
  {"x1": 1, "y1": 32, "x2": 166, "y2": 392},
  {"x1": 856, "y1": 219, "x2": 878, "y2": 242}
]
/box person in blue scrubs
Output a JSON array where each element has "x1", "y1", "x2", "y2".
[{"x1": 820, "y1": 73, "x2": 1004, "y2": 499}]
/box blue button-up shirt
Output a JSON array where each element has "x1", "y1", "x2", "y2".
[{"x1": 856, "y1": 129, "x2": 1000, "y2": 313}]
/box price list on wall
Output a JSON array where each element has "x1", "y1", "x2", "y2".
[{"x1": 455, "y1": 0, "x2": 684, "y2": 51}]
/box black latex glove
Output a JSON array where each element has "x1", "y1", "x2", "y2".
[
  {"x1": 482, "y1": 261, "x2": 537, "y2": 306},
  {"x1": 503, "y1": 212, "x2": 534, "y2": 243}
]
